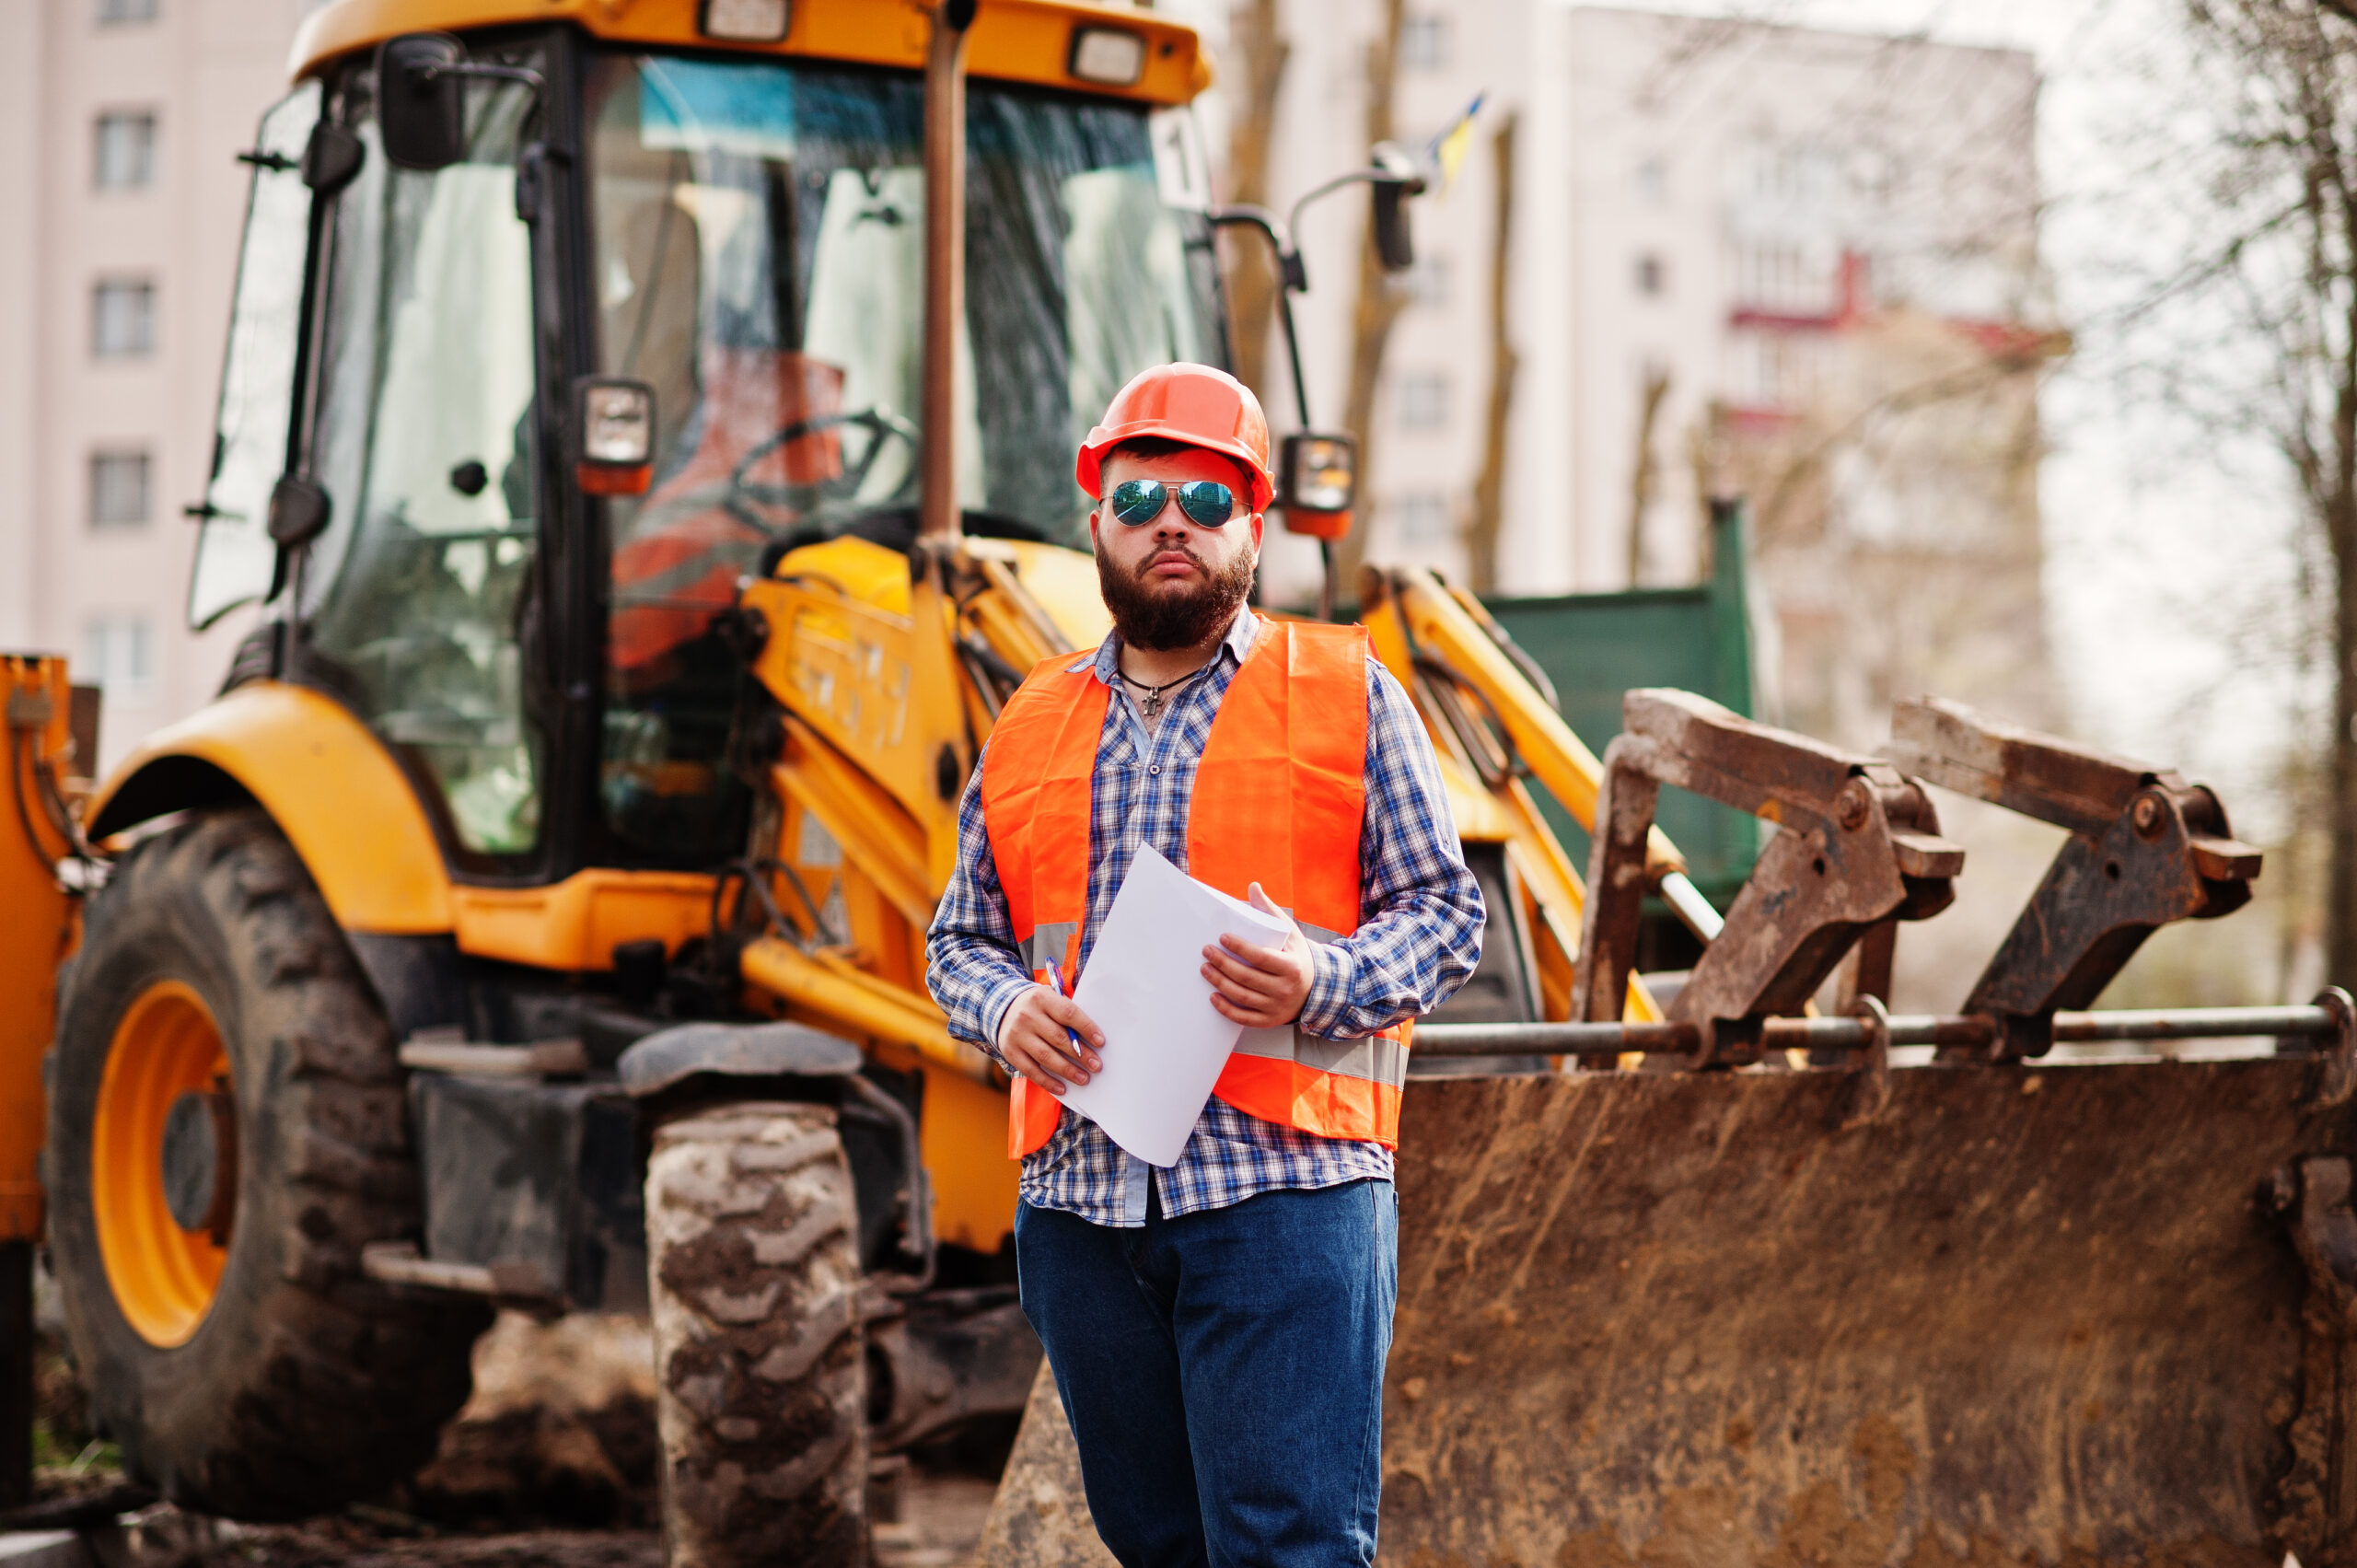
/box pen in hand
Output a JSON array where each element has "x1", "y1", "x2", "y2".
[
  {"x1": 1046, "y1": 962, "x2": 1090, "y2": 1080},
  {"x1": 1000, "y1": 963, "x2": 1102, "y2": 1094}
]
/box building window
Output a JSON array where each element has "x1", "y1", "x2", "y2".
[
  {"x1": 1730, "y1": 242, "x2": 1835, "y2": 314},
  {"x1": 1391, "y1": 493, "x2": 1453, "y2": 545},
  {"x1": 1407, "y1": 253, "x2": 1451, "y2": 308},
  {"x1": 92, "y1": 279, "x2": 155, "y2": 358},
  {"x1": 97, "y1": 0, "x2": 158, "y2": 23},
  {"x1": 1728, "y1": 327, "x2": 1828, "y2": 412},
  {"x1": 84, "y1": 615, "x2": 153, "y2": 703},
  {"x1": 89, "y1": 449, "x2": 150, "y2": 527},
  {"x1": 94, "y1": 111, "x2": 156, "y2": 190},
  {"x1": 1635, "y1": 253, "x2": 1667, "y2": 296},
  {"x1": 1399, "y1": 14, "x2": 1451, "y2": 71},
  {"x1": 1734, "y1": 143, "x2": 1841, "y2": 204},
  {"x1": 1397, "y1": 372, "x2": 1449, "y2": 432}
]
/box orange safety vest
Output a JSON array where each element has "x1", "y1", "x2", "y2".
[{"x1": 980, "y1": 615, "x2": 1412, "y2": 1160}]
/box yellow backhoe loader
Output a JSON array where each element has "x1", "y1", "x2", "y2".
[{"x1": 3, "y1": 5, "x2": 2354, "y2": 1568}]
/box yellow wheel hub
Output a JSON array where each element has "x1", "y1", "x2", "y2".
[{"x1": 94, "y1": 980, "x2": 231, "y2": 1347}]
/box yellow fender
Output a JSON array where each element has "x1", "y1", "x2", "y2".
[{"x1": 87, "y1": 682, "x2": 453, "y2": 935}]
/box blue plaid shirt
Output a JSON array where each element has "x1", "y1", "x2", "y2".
[{"x1": 925, "y1": 608, "x2": 1484, "y2": 1227}]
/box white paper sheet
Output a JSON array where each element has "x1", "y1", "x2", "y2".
[{"x1": 1059, "y1": 843, "x2": 1295, "y2": 1167}]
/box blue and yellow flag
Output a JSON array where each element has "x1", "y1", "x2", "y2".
[{"x1": 1429, "y1": 93, "x2": 1485, "y2": 193}]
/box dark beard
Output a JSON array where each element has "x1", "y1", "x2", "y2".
[{"x1": 1095, "y1": 538, "x2": 1257, "y2": 653}]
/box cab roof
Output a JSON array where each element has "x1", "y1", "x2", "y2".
[{"x1": 289, "y1": 0, "x2": 1213, "y2": 107}]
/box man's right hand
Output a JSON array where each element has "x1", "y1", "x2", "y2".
[{"x1": 997, "y1": 984, "x2": 1105, "y2": 1095}]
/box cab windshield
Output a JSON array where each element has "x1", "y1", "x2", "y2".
[{"x1": 584, "y1": 52, "x2": 1225, "y2": 862}]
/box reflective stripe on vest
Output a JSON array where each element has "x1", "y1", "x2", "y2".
[{"x1": 980, "y1": 616, "x2": 1410, "y2": 1159}]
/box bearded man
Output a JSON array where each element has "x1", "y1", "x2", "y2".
[{"x1": 926, "y1": 363, "x2": 1484, "y2": 1568}]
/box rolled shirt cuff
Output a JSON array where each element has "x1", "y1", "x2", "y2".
[
  {"x1": 1295, "y1": 940, "x2": 1351, "y2": 1038},
  {"x1": 978, "y1": 972, "x2": 1039, "y2": 1065}
]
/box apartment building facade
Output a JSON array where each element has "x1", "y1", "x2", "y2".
[
  {"x1": 1218, "y1": 3, "x2": 2054, "y2": 742},
  {"x1": 1562, "y1": 9, "x2": 2053, "y2": 742},
  {"x1": 0, "y1": 0, "x2": 310, "y2": 774}
]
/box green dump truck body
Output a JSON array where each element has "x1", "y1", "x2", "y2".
[{"x1": 1483, "y1": 501, "x2": 1762, "y2": 910}]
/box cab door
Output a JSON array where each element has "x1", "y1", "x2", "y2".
[
  {"x1": 284, "y1": 52, "x2": 555, "y2": 870},
  {"x1": 186, "y1": 84, "x2": 320, "y2": 631}
]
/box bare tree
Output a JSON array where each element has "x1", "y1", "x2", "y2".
[
  {"x1": 2172, "y1": 0, "x2": 2357, "y2": 985},
  {"x1": 1332, "y1": 0, "x2": 1407, "y2": 594},
  {"x1": 1465, "y1": 111, "x2": 1518, "y2": 594},
  {"x1": 1626, "y1": 366, "x2": 1671, "y2": 587},
  {"x1": 1221, "y1": 0, "x2": 1291, "y2": 400}
]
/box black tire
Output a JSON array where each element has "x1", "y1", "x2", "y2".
[
  {"x1": 646, "y1": 1102, "x2": 867, "y2": 1568},
  {"x1": 46, "y1": 808, "x2": 486, "y2": 1518}
]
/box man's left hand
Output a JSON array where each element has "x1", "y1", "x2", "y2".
[{"x1": 1202, "y1": 881, "x2": 1317, "y2": 1029}]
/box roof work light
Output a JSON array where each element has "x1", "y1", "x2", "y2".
[
  {"x1": 1068, "y1": 27, "x2": 1146, "y2": 87},
  {"x1": 700, "y1": 0, "x2": 790, "y2": 43}
]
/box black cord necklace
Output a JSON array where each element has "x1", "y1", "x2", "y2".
[{"x1": 1120, "y1": 667, "x2": 1202, "y2": 719}]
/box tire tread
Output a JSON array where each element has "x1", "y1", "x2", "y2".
[{"x1": 647, "y1": 1102, "x2": 867, "y2": 1568}]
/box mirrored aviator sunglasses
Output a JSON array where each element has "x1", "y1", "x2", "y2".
[{"x1": 1108, "y1": 477, "x2": 1238, "y2": 528}]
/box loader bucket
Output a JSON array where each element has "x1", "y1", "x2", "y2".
[{"x1": 980, "y1": 1056, "x2": 2357, "y2": 1568}]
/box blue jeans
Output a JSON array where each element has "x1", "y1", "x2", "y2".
[{"x1": 1014, "y1": 1179, "x2": 1399, "y2": 1568}]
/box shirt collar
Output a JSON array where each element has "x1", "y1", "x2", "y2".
[{"x1": 1074, "y1": 605, "x2": 1262, "y2": 682}]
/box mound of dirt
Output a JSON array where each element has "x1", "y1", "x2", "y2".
[{"x1": 398, "y1": 1315, "x2": 660, "y2": 1531}]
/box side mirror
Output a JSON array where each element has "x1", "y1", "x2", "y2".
[
  {"x1": 1277, "y1": 431, "x2": 1356, "y2": 541},
  {"x1": 1371, "y1": 182, "x2": 1414, "y2": 273},
  {"x1": 377, "y1": 34, "x2": 467, "y2": 171},
  {"x1": 1368, "y1": 142, "x2": 1425, "y2": 274},
  {"x1": 575, "y1": 377, "x2": 656, "y2": 496}
]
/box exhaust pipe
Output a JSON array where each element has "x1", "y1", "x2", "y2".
[{"x1": 920, "y1": 0, "x2": 975, "y2": 544}]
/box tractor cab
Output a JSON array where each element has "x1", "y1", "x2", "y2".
[{"x1": 188, "y1": 4, "x2": 1224, "y2": 884}]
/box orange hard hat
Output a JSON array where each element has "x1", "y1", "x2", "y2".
[{"x1": 1075, "y1": 362, "x2": 1274, "y2": 512}]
